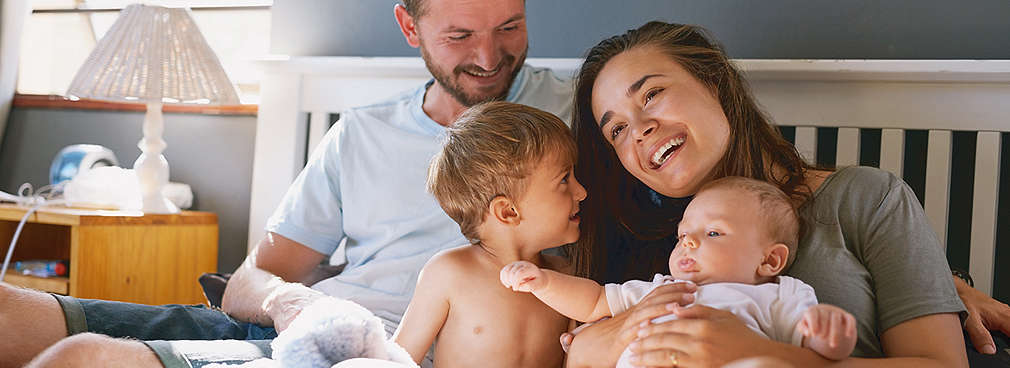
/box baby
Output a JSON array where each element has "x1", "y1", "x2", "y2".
[
  {"x1": 501, "y1": 176, "x2": 858, "y2": 365},
  {"x1": 390, "y1": 101, "x2": 586, "y2": 367}
]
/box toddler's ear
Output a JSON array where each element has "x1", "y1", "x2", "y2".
[
  {"x1": 757, "y1": 243, "x2": 789, "y2": 277},
  {"x1": 489, "y1": 195, "x2": 520, "y2": 225}
]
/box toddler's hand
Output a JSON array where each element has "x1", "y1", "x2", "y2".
[
  {"x1": 799, "y1": 304, "x2": 857, "y2": 360},
  {"x1": 500, "y1": 261, "x2": 546, "y2": 293}
]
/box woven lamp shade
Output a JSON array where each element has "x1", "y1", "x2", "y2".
[{"x1": 66, "y1": 4, "x2": 238, "y2": 105}]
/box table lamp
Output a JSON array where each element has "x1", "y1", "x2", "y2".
[{"x1": 66, "y1": 4, "x2": 238, "y2": 214}]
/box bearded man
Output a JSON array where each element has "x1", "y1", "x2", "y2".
[{"x1": 0, "y1": 1, "x2": 572, "y2": 367}]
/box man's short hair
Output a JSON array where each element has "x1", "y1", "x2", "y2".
[
  {"x1": 401, "y1": 0, "x2": 525, "y2": 21},
  {"x1": 400, "y1": 0, "x2": 426, "y2": 19},
  {"x1": 696, "y1": 176, "x2": 802, "y2": 268},
  {"x1": 428, "y1": 101, "x2": 577, "y2": 244}
]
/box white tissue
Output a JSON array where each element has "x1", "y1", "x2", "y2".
[
  {"x1": 63, "y1": 166, "x2": 142, "y2": 210},
  {"x1": 163, "y1": 182, "x2": 193, "y2": 209},
  {"x1": 62, "y1": 167, "x2": 195, "y2": 211}
]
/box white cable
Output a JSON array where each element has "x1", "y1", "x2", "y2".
[
  {"x1": 0, "y1": 203, "x2": 43, "y2": 282},
  {"x1": 0, "y1": 183, "x2": 67, "y2": 282},
  {"x1": 0, "y1": 191, "x2": 24, "y2": 203}
]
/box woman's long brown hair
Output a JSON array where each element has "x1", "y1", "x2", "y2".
[{"x1": 570, "y1": 22, "x2": 813, "y2": 281}]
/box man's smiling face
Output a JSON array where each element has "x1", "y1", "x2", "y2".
[{"x1": 412, "y1": 0, "x2": 528, "y2": 106}]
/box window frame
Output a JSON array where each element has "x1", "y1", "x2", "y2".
[
  {"x1": 17, "y1": 3, "x2": 268, "y2": 114},
  {"x1": 13, "y1": 93, "x2": 257, "y2": 115}
]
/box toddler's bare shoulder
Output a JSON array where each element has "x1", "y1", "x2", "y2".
[{"x1": 421, "y1": 245, "x2": 487, "y2": 282}]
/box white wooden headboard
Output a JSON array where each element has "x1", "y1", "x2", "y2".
[{"x1": 250, "y1": 57, "x2": 1010, "y2": 297}]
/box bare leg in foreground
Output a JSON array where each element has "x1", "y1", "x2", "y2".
[{"x1": 0, "y1": 284, "x2": 162, "y2": 367}]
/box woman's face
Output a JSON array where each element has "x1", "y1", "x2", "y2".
[{"x1": 591, "y1": 46, "x2": 731, "y2": 198}]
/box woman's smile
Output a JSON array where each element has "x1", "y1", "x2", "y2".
[{"x1": 647, "y1": 134, "x2": 687, "y2": 169}]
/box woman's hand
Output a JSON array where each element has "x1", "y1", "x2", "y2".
[
  {"x1": 565, "y1": 282, "x2": 697, "y2": 368},
  {"x1": 955, "y1": 277, "x2": 1010, "y2": 354},
  {"x1": 628, "y1": 304, "x2": 820, "y2": 368}
]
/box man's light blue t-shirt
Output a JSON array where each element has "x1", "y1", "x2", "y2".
[{"x1": 265, "y1": 65, "x2": 573, "y2": 331}]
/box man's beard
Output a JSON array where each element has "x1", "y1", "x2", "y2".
[{"x1": 421, "y1": 46, "x2": 527, "y2": 107}]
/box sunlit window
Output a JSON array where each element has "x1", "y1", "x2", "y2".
[{"x1": 18, "y1": 0, "x2": 271, "y2": 104}]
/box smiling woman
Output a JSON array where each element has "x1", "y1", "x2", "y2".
[{"x1": 566, "y1": 21, "x2": 977, "y2": 367}]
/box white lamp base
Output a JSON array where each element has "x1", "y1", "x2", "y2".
[{"x1": 135, "y1": 102, "x2": 180, "y2": 214}]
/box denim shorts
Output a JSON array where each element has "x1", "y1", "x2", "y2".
[{"x1": 53, "y1": 294, "x2": 277, "y2": 368}]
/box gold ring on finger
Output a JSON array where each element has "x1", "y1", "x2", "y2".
[{"x1": 669, "y1": 351, "x2": 679, "y2": 367}]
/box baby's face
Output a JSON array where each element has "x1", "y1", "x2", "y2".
[{"x1": 669, "y1": 187, "x2": 773, "y2": 285}]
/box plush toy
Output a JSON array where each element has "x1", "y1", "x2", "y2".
[
  {"x1": 220, "y1": 297, "x2": 418, "y2": 368},
  {"x1": 270, "y1": 297, "x2": 417, "y2": 368}
]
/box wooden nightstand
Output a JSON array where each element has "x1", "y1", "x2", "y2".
[{"x1": 0, "y1": 204, "x2": 217, "y2": 305}]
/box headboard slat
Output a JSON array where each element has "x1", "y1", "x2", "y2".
[
  {"x1": 794, "y1": 127, "x2": 818, "y2": 164},
  {"x1": 307, "y1": 111, "x2": 331, "y2": 164},
  {"x1": 924, "y1": 130, "x2": 953, "y2": 248},
  {"x1": 970, "y1": 132, "x2": 1001, "y2": 295},
  {"x1": 880, "y1": 129, "x2": 905, "y2": 177},
  {"x1": 836, "y1": 128, "x2": 861, "y2": 167}
]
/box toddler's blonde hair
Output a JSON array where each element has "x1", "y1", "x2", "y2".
[{"x1": 428, "y1": 101, "x2": 577, "y2": 244}]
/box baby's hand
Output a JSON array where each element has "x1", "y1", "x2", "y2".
[
  {"x1": 799, "y1": 304, "x2": 857, "y2": 360},
  {"x1": 500, "y1": 261, "x2": 547, "y2": 293}
]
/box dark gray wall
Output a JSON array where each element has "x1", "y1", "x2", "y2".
[
  {"x1": 0, "y1": 108, "x2": 255, "y2": 273},
  {"x1": 271, "y1": 0, "x2": 1010, "y2": 59}
]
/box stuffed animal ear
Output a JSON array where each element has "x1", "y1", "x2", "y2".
[
  {"x1": 271, "y1": 298, "x2": 394, "y2": 367},
  {"x1": 757, "y1": 243, "x2": 789, "y2": 277}
]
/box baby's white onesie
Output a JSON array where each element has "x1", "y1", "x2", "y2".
[{"x1": 606, "y1": 274, "x2": 818, "y2": 368}]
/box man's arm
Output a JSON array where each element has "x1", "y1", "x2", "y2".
[
  {"x1": 954, "y1": 275, "x2": 1010, "y2": 354},
  {"x1": 221, "y1": 232, "x2": 328, "y2": 331},
  {"x1": 500, "y1": 261, "x2": 610, "y2": 322}
]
